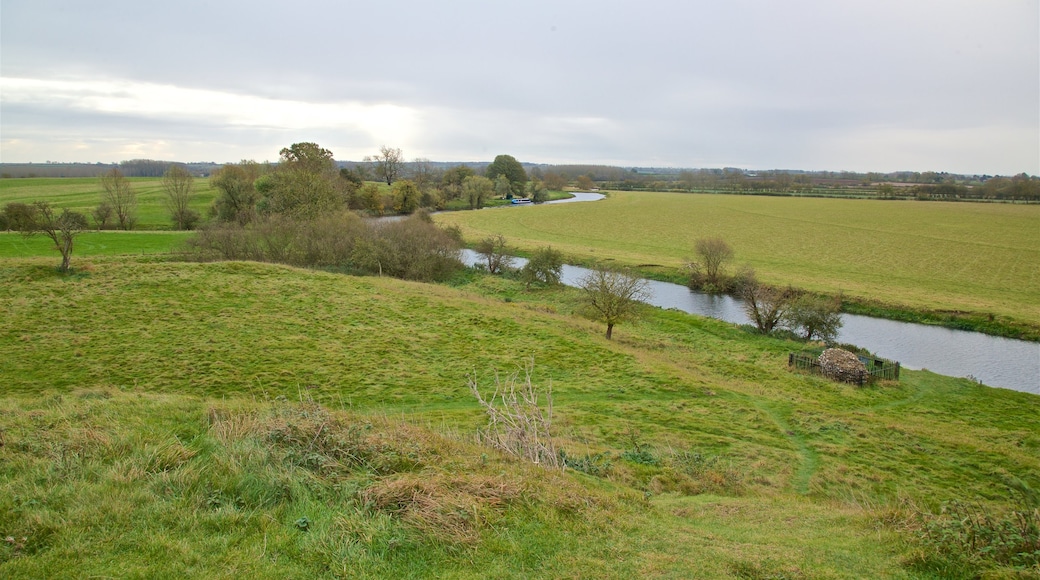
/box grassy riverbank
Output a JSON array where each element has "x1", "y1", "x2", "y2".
[
  {"x1": 436, "y1": 190, "x2": 1040, "y2": 340},
  {"x1": 2, "y1": 256, "x2": 1037, "y2": 577}
]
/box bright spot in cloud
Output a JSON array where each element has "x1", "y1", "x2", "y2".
[{"x1": 0, "y1": 77, "x2": 420, "y2": 145}]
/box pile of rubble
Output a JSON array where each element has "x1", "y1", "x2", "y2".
[{"x1": 818, "y1": 348, "x2": 868, "y2": 385}]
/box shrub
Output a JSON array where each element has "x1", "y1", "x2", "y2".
[
  {"x1": 784, "y1": 294, "x2": 843, "y2": 342},
  {"x1": 468, "y1": 361, "x2": 560, "y2": 469},
  {"x1": 475, "y1": 234, "x2": 514, "y2": 274},
  {"x1": 520, "y1": 246, "x2": 564, "y2": 288}
]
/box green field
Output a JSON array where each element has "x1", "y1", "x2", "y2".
[
  {"x1": 0, "y1": 176, "x2": 218, "y2": 230},
  {"x1": 436, "y1": 191, "x2": 1040, "y2": 331},
  {"x1": 1, "y1": 256, "x2": 1037, "y2": 577}
]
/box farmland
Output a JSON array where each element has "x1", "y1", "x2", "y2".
[
  {"x1": 0, "y1": 176, "x2": 217, "y2": 230},
  {"x1": 436, "y1": 191, "x2": 1040, "y2": 333},
  {"x1": 2, "y1": 256, "x2": 1037, "y2": 577}
]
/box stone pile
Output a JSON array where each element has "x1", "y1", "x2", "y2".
[{"x1": 818, "y1": 348, "x2": 868, "y2": 385}]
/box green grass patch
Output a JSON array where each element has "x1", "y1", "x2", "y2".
[
  {"x1": 435, "y1": 190, "x2": 1040, "y2": 333},
  {"x1": 1, "y1": 257, "x2": 1037, "y2": 577},
  {"x1": 0, "y1": 177, "x2": 218, "y2": 230}
]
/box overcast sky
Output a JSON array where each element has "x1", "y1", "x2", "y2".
[{"x1": 2, "y1": 0, "x2": 1037, "y2": 174}]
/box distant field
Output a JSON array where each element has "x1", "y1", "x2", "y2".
[
  {"x1": 0, "y1": 177, "x2": 217, "y2": 230},
  {"x1": 435, "y1": 191, "x2": 1040, "y2": 327}
]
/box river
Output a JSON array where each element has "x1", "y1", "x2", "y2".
[{"x1": 458, "y1": 246, "x2": 1040, "y2": 395}]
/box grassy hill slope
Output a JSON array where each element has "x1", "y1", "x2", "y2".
[{"x1": 1, "y1": 257, "x2": 1037, "y2": 577}]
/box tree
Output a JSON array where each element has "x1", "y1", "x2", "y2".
[
  {"x1": 525, "y1": 178, "x2": 547, "y2": 203},
  {"x1": 463, "y1": 175, "x2": 493, "y2": 209},
  {"x1": 257, "y1": 143, "x2": 343, "y2": 219},
  {"x1": 784, "y1": 294, "x2": 843, "y2": 342},
  {"x1": 339, "y1": 167, "x2": 364, "y2": 189},
  {"x1": 687, "y1": 237, "x2": 734, "y2": 292},
  {"x1": 485, "y1": 154, "x2": 528, "y2": 198},
  {"x1": 494, "y1": 175, "x2": 513, "y2": 199},
  {"x1": 278, "y1": 142, "x2": 335, "y2": 174},
  {"x1": 2, "y1": 202, "x2": 36, "y2": 231},
  {"x1": 91, "y1": 202, "x2": 113, "y2": 230},
  {"x1": 520, "y1": 246, "x2": 564, "y2": 289},
  {"x1": 441, "y1": 165, "x2": 475, "y2": 201},
  {"x1": 19, "y1": 201, "x2": 88, "y2": 272},
  {"x1": 211, "y1": 164, "x2": 260, "y2": 224},
  {"x1": 99, "y1": 168, "x2": 137, "y2": 230},
  {"x1": 162, "y1": 164, "x2": 199, "y2": 230},
  {"x1": 475, "y1": 234, "x2": 514, "y2": 274},
  {"x1": 367, "y1": 145, "x2": 404, "y2": 185},
  {"x1": 392, "y1": 180, "x2": 422, "y2": 214},
  {"x1": 575, "y1": 175, "x2": 594, "y2": 191},
  {"x1": 543, "y1": 171, "x2": 567, "y2": 191},
  {"x1": 578, "y1": 266, "x2": 650, "y2": 339},
  {"x1": 740, "y1": 273, "x2": 795, "y2": 334}
]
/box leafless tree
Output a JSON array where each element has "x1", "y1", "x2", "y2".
[
  {"x1": 21, "y1": 201, "x2": 88, "y2": 272},
  {"x1": 578, "y1": 266, "x2": 651, "y2": 339},
  {"x1": 162, "y1": 164, "x2": 198, "y2": 229},
  {"x1": 99, "y1": 168, "x2": 137, "y2": 230},
  {"x1": 740, "y1": 273, "x2": 795, "y2": 334},
  {"x1": 475, "y1": 234, "x2": 514, "y2": 274},
  {"x1": 687, "y1": 237, "x2": 734, "y2": 291},
  {"x1": 366, "y1": 145, "x2": 404, "y2": 185}
]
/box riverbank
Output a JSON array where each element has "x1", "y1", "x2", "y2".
[{"x1": 437, "y1": 190, "x2": 1040, "y2": 341}]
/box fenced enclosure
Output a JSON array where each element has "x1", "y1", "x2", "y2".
[{"x1": 789, "y1": 349, "x2": 900, "y2": 385}]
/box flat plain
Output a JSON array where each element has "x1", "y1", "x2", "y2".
[{"x1": 435, "y1": 191, "x2": 1040, "y2": 329}]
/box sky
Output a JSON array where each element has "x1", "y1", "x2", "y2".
[{"x1": 1, "y1": 0, "x2": 1038, "y2": 175}]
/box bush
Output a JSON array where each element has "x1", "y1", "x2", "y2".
[
  {"x1": 520, "y1": 246, "x2": 564, "y2": 288},
  {"x1": 468, "y1": 361, "x2": 560, "y2": 469},
  {"x1": 784, "y1": 294, "x2": 843, "y2": 342},
  {"x1": 184, "y1": 211, "x2": 461, "y2": 282},
  {"x1": 475, "y1": 234, "x2": 514, "y2": 274}
]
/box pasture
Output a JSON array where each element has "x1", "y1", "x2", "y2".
[
  {"x1": 435, "y1": 191, "x2": 1040, "y2": 329},
  {"x1": 0, "y1": 176, "x2": 217, "y2": 230},
  {"x1": 1, "y1": 256, "x2": 1037, "y2": 577}
]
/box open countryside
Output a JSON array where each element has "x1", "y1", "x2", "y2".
[
  {"x1": 2, "y1": 151, "x2": 1039, "y2": 577},
  {"x1": 437, "y1": 191, "x2": 1040, "y2": 337}
]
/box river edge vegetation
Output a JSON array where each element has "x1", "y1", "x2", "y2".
[
  {"x1": 1, "y1": 255, "x2": 1038, "y2": 578},
  {"x1": 435, "y1": 190, "x2": 1040, "y2": 341}
]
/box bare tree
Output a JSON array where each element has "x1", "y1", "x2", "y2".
[
  {"x1": 21, "y1": 201, "x2": 88, "y2": 272},
  {"x1": 687, "y1": 237, "x2": 734, "y2": 291},
  {"x1": 162, "y1": 164, "x2": 199, "y2": 230},
  {"x1": 366, "y1": 145, "x2": 404, "y2": 185},
  {"x1": 740, "y1": 273, "x2": 795, "y2": 334},
  {"x1": 91, "y1": 202, "x2": 113, "y2": 230},
  {"x1": 578, "y1": 266, "x2": 650, "y2": 339},
  {"x1": 475, "y1": 234, "x2": 514, "y2": 274},
  {"x1": 99, "y1": 168, "x2": 137, "y2": 230}
]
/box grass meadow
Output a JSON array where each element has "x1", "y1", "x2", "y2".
[
  {"x1": 1, "y1": 256, "x2": 1038, "y2": 577},
  {"x1": 435, "y1": 191, "x2": 1040, "y2": 332},
  {"x1": 0, "y1": 176, "x2": 218, "y2": 230}
]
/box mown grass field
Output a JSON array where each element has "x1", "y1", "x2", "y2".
[
  {"x1": 2, "y1": 256, "x2": 1037, "y2": 577},
  {"x1": 0, "y1": 177, "x2": 218, "y2": 230},
  {"x1": 435, "y1": 191, "x2": 1040, "y2": 330}
]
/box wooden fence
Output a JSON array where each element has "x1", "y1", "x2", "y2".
[{"x1": 788, "y1": 350, "x2": 900, "y2": 385}]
